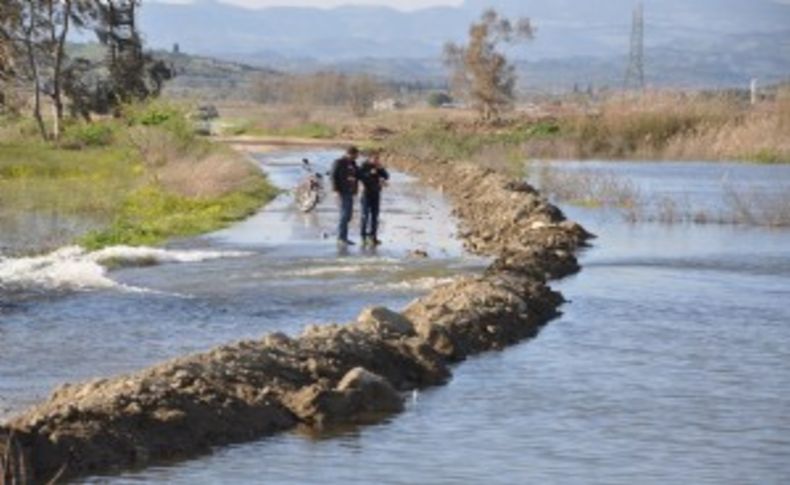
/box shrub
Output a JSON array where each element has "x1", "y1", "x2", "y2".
[
  {"x1": 61, "y1": 122, "x2": 115, "y2": 149},
  {"x1": 428, "y1": 92, "x2": 453, "y2": 108},
  {"x1": 123, "y1": 101, "x2": 194, "y2": 145}
]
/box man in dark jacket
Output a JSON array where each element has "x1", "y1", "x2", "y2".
[
  {"x1": 358, "y1": 150, "x2": 390, "y2": 246},
  {"x1": 330, "y1": 146, "x2": 360, "y2": 246}
]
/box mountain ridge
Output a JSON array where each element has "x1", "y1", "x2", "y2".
[{"x1": 139, "y1": 0, "x2": 790, "y2": 88}]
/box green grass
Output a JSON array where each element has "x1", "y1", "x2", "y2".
[
  {"x1": 79, "y1": 179, "x2": 277, "y2": 250},
  {"x1": 0, "y1": 142, "x2": 139, "y2": 215},
  {"x1": 224, "y1": 118, "x2": 338, "y2": 139},
  {"x1": 1, "y1": 104, "x2": 278, "y2": 252},
  {"x1": 750, "y1": 148, "x2": 785, "y2": 164},
  {"x1": 384, "y1": 120, "x2": 561, "y2": 160}
]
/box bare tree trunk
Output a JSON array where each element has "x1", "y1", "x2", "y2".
[
  {"x1": 48, "y1": 0, "x2": 71, "y2": 140},
  {"x1": 29, "y1": 53, "x2": 46, "y2": 140},
  {"x1": 24, "y1": 16, "x2": 47, "y2": 141}
]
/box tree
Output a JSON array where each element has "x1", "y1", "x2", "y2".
[
  {"x1": 43, "y1": 0, "x2": 100, "y2": 138},
  {"x1": 0, "y1": 3, "x2": 19, "y2": 82},
  {"x1": 0, "y1": 0, "x2": 99, "y2": 139},
  {"x1": 0, "y1": 0, "x2": 172, "y2": 137},
  {"x1": 0, "y1": 2, "x2": 20, "y2": 111},
  {"x1": 12, "y1": 0, "x2": 49, "y2": 139},
  {"x1": 444, "y1": 9, "x2": 533, "y2": 122},
  {"x1": 94, "y1": 0, "x2": 173, "y2": 108}
]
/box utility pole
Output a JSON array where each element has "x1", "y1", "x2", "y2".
[{"x1": 624, "y1": 2, "x2": 645, "y2": 91}]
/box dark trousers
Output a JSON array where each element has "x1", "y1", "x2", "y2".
[
  {"x1": 361, "y1": 193, "x2": 381, "y2": 239},
  {"x1": 338, "y1": 192, "x2": 354, "y2": 241}
]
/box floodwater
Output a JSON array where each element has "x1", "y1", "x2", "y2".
[
  {"x1": 3, "y1": 157, "x2": 790, "y2": 484},
  {"x1": 0, "y1": 149, "x2": 480, "y2": 417}
]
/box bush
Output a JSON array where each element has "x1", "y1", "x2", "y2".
[
  {"x1": 61, "y1": 122, "x2": 115, "y2": 149},
  {"x1": 126, "y1": 102, "x2": 180, "y2": 127},
  {"x1": 123, "y1": 101, "x2": 194, "y2": 145},
  {"x1": 428, "y1": 92, "x2": 453, "y2": 108}
]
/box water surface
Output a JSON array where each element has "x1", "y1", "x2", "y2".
[
  {"x1": 3, "y1": 159, "x2": 789, "y2": 484},
  {"x1": 0, "y1": 149, "x2": 479, "y2": 417},
  {"x1": 103, "y1": 160, "x2": 790, "y2": 484}
]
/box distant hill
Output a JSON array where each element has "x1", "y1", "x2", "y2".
[
  {"x1": 69, "y1": 43, "x2": 280, "y2": 98},
  {"x1": 138, "y1": 0, "x2": 790, "y2": 90}
]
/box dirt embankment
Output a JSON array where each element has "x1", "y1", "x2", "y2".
[{"x1": 0, "y1": 155, "x2": 592, "y2": 484}]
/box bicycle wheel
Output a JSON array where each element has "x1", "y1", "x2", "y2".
[{"x1": 295, "y1": 184, "x2": 320, "y2": 212}]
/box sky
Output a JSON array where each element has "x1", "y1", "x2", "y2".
[
  {"x1": 151, "y1": 0, "x2": 790, "y2": 8},
  {"x1": 151, "y1": 0, "x2": 464, "y2": 10}
]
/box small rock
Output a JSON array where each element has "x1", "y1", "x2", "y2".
[
  {"x1": 530, "y1": 221, "x2": 551, "y2": 230},
  {"x1": 336, "y1": 367, "x2": 403, "y2": 414},
  {"x1": 125, "y1": 402, "x2": 143, "y2": 415},
  {"x1": 264, "y1": 332, "x2": 292, "y2": 347},
  {"x1": 356, "y1": 307, "x2": 415, "y2": 337},
  {"x1": 152, "y1": 408, "x2": 186, "y2": 423}
]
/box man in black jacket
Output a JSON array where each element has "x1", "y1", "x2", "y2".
[
  {"x1": 358, "y1": 150, "x2": 390, "y2": 246},
  {"x1": 330, "y1": 146, "x2": 360, "y2": 246}
]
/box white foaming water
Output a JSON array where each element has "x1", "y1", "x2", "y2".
[
  {"x1": 0, "y1": 245, "x2": 251, "y2": 293},
  {"x1": 280, "y1": 264, "x2": 403, "y2": 278},
  {"x1": 355, "y1": 276, "x2": 457, "y2": 293},
  {"x1": 276, "y1": 257, "x2": 402, "y2": 278}
]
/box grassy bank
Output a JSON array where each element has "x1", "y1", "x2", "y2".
[
  {"x1": 0, "y1": 102, "x2": 277, "y2": 253},
  {"x1": 216, "y1": 105, "x2": 340, "y2": 139},
  {"x1": 379, "y1": 92, "x2": 789, "y2": 166},
  {"x1": 212, "y1": 89, "x2": 789, "y2": 165}
]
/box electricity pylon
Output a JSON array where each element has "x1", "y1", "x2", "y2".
[{"x1": 624, "y1": 2, "x2": 645, "y2": 91}]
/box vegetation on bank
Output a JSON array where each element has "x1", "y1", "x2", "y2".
[
  {"x1": 78, "y1": 181, "x2": 274, "y2": 250},
  {"x1": 373, "y1": 90, "x2": 790, "y2": 228},
  {"x1": 225, "y1": 117, "x2": 338, "y2": 139},
  {"x1": 0, "y1": 102, "x2": 277, "y2": 252},
  {"x1": 381, "y1": 91, "x2": 790, "y2": 165}
]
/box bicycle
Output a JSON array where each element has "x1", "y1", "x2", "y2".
[{"x1": 294, "y1": 158, "x2": 326, "y2": 213}]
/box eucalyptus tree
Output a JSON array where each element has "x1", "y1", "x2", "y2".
[
  {"x1": 0, "y1": 0, "x2": 100, "y2": 139},
  {"x1": 43, "y1": 0, "x2": 101, "y2": 138},
  {"x1": 444, "y1": 9, "x2": 534, "y2": 122}
]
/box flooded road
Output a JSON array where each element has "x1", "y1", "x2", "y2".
[
  {"x1": 95, "y1": 160, "x2": 789, "y2": 485},
  {"x1": 0, "y1": 149, "x2": 481, "y2": 419},
  {"x1": 3, "y1": 157, "x2": 789, "y2": 484}
]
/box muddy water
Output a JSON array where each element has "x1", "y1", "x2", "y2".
[
  {"x1": 0, "y1": 149, "x2": 482, "y2": 419},
  {"x1": 4, "y1": 158, "x2": 790, "y2": 484},
  {"x1": 86, "y1": 161, "x2": 790, "y2": 485}
]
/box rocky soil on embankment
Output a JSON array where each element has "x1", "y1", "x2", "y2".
[{"x1": 0, "y1": 155, "x2": 592, "y2": 484}]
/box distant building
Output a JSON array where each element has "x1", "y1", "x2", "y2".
[
  {"x1": 373, "y1": 98, "x2": 403, "y2": 112},
  {"x1": 173, "y1": 43, "x2": 180, "y2": 54}
]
